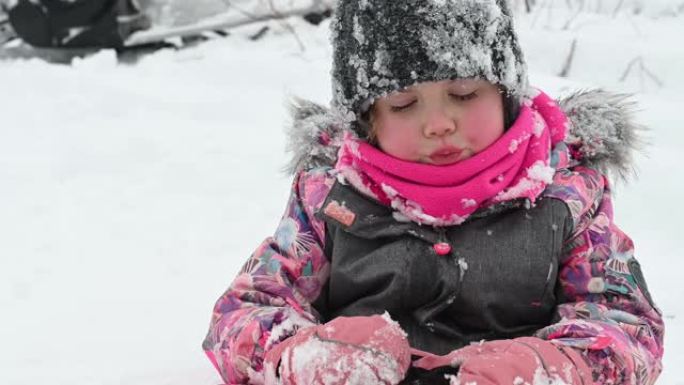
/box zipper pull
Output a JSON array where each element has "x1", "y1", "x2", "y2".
[
  {"x1": 433, "y1": 242, "x2": 452, "y2": 256},
  {"x1": 432, "y1": 227, "x2": 451, "y2": 256}
]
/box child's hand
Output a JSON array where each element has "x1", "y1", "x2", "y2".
[
  {"x1": 412, "y1": 337, "x2": 592, "y2": 385},
  {"x1": 263, "y1": 314, "x2": 410, "y2": 385}
]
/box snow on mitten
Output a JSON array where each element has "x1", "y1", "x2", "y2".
[
  {"x1": 412, "y1": 336, "x2": 592, "y2": 385},
  {"x1": 264, "y1": 314, "x2": 411, "y2": 385}
]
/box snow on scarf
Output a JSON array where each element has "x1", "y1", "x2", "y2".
[{"x1": 334, "y1": 89, "x2": 568, "y2": 226}]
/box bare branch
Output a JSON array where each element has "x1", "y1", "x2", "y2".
[
  {"x1": 558, "y1": 38, "x2": 577, "y2": 78},
  {"x1": 530, "y1": 0, "x2": 550, "y2": 28},
  {"x1": 249, "y1": 25, "x2": 269, "y2": 41},
  {"x1": 267, "y1": 0, "x2": 305, "y2": 52},
  {"x1": 562, "y1": 7, "x2": 583, "y2": 30},
  {"x1": 126, "y1": 1, "x2": 321, "y2": 47},
  {"x1": 642, "y1": 64, "x2": 664, "y2": 88},
  {"x1": 524, "y1": 0, "x2": 533, "y2": 13},
  {"x1": 222, "y1": 0, "x2": 305, "y2": 51},
  {"x1": 619, "y1": 57, "x2": 640, "y2": 82},
  {"x1": 220, "y1": 0, "x2": 258, "y2": 20},
  {"x1": 620, "y1": 56, "x2": 664, "y2": 90},
  {"x1": 612, "y1": 0, "x2": 626, "y2": 18}
]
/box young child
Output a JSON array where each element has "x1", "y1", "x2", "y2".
[{"x1": 202, "y1": 1, "x2": 664, "y2": 384}]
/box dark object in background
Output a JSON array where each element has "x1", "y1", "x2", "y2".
[
  {"x1": 302, "y1": 8, "x2": 332, "y2": 26},
  {"x1": 399, "y1": 365, "x2": 460, "y2": 385},
  {"x1": 7, "y1": 0, "x2": 150, "y2": 48},
  {"x1": 1, "y1": 9, "x2": 18, "y2": 44},
  {"x1": 248, "y1": 26, "x2": 269, "y2": 41}
]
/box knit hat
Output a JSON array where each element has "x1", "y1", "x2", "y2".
[{"x1": 329, "y1": 0, "x2": 529, "y2": 136}]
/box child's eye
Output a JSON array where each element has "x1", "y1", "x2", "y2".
[
  {"x1": 450, "y1": 92, "x2": 478, "y2": 101},
  {"x1": 390, "y1": 100, "x2": 416, "y2": 112}
]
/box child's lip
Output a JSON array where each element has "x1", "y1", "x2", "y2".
[{"x1": 429, "y1": 146, "x2": 464, "y2": 164}]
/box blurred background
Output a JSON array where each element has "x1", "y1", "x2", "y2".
[{"x1": 1, "y1": 1, "x2": 683, "y2": 384}]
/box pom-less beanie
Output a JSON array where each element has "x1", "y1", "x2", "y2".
[{"x1": 330, "y1": 0, "x2": 529, "y2": 135}]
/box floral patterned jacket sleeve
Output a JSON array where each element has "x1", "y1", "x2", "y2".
[
  {"x1": 538, "y1": 166, "x2": 665, "y2": 385},
  {"x1": 202, "y1": 168, "x2": 334, "y2": 385}
]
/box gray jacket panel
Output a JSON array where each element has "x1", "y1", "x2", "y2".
[{"x1": 314, "y1": 180, "x2": 573, "y2": 354}]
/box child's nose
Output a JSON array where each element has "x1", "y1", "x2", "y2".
[{"x1": 423, "y1": 109, "x2": 456, "y2": 138}]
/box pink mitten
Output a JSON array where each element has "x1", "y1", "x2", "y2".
[
  {"x1": 413, "y1": 337, "x2": 593, "y2": 385},
  {"x1": 264, "y1": 314, "x2": 411, "y2": 385}
]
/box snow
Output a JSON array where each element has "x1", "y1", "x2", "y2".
[
  {"x1": 380, "y1": 311, "x2": 404, "y2": 335},
  {"x1": 457, "y1": 258, "x2": 469, "y2": 281},
  {"x1": 461, "y1": 198, "x2": 477, "y2": 208},
  {"x1": 532, "y1": 112, "x2": 546, "y2": 137},
  {"x1": 527, "y1": 161, "x2": 555, "y2": 183},
  {"x1": 264, "y1": 310, "x2": 315, "y2": 350},
  {"x1": 141, "y1": 0, "x2": 336, "y2": 27},
  {"x1": 352, "y1": 16, "x2": 366, "y2": 45},
  {"x1": 509, "y1": 137, "x2": 521, "y2": 152},
  {"x1": 286, "y1": 333, "x2": 404, "y2": 384},
  {"x1": 420, "y1": 0, "x2": 523, "y2": 96},
  {"x1": 1, "y1": 3, "x2": 683, "y2": 385}
]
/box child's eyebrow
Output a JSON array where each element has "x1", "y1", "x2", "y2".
[
  {"x1": 448, "y1": 79, "x2": 479, "y2": 87},
  {"x1": 394, "y1": 89, "x2": 413, "y2": 95},
  {"x1": 387, "y1": 90, "x2": 414, "y2": 99},
  {"x1": 448, "y1": 81, "x2": 480, "y2": 92}
]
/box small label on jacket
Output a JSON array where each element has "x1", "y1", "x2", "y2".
[{"x1": 323, "y1": 200, "x2": 356, "y2": 227}]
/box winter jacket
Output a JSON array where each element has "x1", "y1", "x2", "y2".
[{"x1": 202, "y1": 90, "x2": 664, "y2": 385}]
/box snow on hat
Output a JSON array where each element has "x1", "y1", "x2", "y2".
[{"x1": 330, "y1": 0, "x2": 529, "y2": 136}]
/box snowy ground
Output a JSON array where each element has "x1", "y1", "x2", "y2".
[{"x1": 1, "y1": 4, "x2": 683, "y2": 385}]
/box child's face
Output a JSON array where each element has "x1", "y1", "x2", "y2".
[{"x1": 370, "y1": 79, "x2": 505, "y2": 165}]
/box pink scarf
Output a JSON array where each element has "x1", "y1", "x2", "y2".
[{"x1": 334, "y1": 90, "x2": 568, "y2": 226}]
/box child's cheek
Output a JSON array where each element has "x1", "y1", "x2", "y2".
[
  {"x1": 378, "y1": 122, "x2": 422, "y2": 160},
  {"x1": 461, "y1": 103, "x2": 504, "y2": 152}
]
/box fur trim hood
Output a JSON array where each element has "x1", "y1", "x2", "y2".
[{"x1": 283, "y1": 89, "x2": 646, "y2": 183}]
